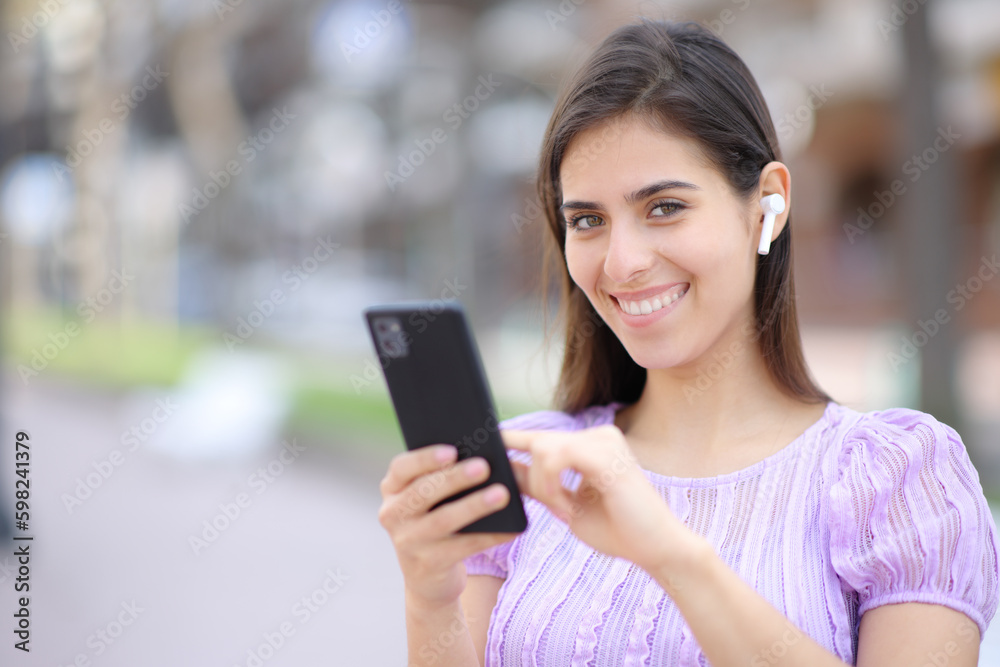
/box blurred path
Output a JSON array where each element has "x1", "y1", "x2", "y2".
[
  {"x1": 1, "y1": 376, "x2": 999, "y2": 665},
  {"x1": 0, "y1": 375, "x2": 406, "y2": 666}
]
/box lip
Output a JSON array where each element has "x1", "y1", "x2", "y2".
[
  {"x1": 608, "y1": 282, "x2": 687, "y2": 301},
  {"x1": 607, "y1": 282, "x2": 689, "y2": 328}
]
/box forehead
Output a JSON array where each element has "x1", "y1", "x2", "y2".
[{"x1": 559, "y1": 116, "x2": 720, "y2": 198}]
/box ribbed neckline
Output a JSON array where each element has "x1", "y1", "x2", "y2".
[{"x1": 596, "y1": 400, "x2": 841, "y2": 487}]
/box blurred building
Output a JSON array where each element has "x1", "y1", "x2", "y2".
[{"x1": 1, "y1": 0, "x2": 999, "y2": 460}]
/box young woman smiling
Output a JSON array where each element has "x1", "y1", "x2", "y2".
[{"x1": 377, "y1": 20, "x2": 999, "y2": 667}]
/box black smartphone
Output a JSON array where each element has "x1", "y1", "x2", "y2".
[{"x1": 362, "y1": 301, "x2": 527, "y2": 534}]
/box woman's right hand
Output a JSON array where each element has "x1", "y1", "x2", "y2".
[{"x1": 378, "y1": 444, "x2": 517, "y2": 610}]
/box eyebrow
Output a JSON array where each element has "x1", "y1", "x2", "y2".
[{"x1": 559, "y1": 179, "x2": 700, "y2": 213}]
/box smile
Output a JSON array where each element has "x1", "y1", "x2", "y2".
[{"x1": 612, "y1": 284, "x2": 688, "y2": 316}]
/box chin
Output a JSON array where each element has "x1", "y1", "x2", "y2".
[{"x1": 616, "y1": 341, "x2": 689, "y2": 371}]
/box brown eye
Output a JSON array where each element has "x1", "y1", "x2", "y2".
[
  {"x1": 650, "y1": 200, "x2": 684, "y2": 217},
  {"x1": 568, "y1": 214, "x2": 602, "y2": 230}
]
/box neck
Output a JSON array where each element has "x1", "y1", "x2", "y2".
[{"x1": 617, "y1": 319, "x2": 816, "y2": 456}]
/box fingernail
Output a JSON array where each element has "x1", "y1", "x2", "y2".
[
  {"x1": 435, "y1": 446, "x2": 456, "y2": 462},
  {"x1": 465, "y1": 459, "x2": 486, "y2": 477}
]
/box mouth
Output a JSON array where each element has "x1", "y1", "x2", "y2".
[{"x1": 611, "y1": 283, "x2": 689, "y2": 317}]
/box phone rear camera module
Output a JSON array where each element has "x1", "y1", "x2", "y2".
[{"x1": 373, "y1": 316, "x2": 409, "y2": 358}]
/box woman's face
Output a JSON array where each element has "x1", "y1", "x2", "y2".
[{"x1": 559, "y1": 116, "x2": 759, "y2": 370}]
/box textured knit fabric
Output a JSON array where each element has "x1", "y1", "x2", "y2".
[{"x1": 464, "y1": 401, "x2": 1000, "y2": 666}]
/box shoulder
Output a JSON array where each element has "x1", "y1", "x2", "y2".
[
  {"x1": 842, "y1": 404, "x2": 961, "y2": 443},
  {"x1": 826, "y1": 404, "x2": 1000, "y2": 637},
  {"x1": 827, "y1": 403, "x2": 987, "y2": 514},
  {"x1": 831, "y1": 404, "x2": 974, "y2": 480}
]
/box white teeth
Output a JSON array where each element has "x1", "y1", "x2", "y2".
[{"x1": 615, "y1": 287, "x2": 687, "y2": 316}]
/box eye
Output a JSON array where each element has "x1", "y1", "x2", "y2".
[
  {"x1": 566, "y1": 214, "x2": 603, "y2": 231},
  {"x1": 650, "y1": 200, "x2": 685, "y2": 217}
]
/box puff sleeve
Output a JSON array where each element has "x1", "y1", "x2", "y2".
[
  {"x1": 829, "y1": 408, "x2": 1000, "y2": 640},
  {"x1": 463, "y1": 409, "x2": 580, "y2": 579}
]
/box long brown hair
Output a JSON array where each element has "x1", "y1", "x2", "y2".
[{"x1": 538, "y1": 19, "x2": 830, "y2": 414}]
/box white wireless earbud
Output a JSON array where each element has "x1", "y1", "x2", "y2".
[{"x1": 757, "y1": 194, "x2": 786, "y2": 255}]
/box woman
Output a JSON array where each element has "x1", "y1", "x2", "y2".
[{"x1": 377, "y1": 20, "x2": 999, "y2": 666}]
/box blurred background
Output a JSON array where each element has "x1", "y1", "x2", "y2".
[{"x1": 1, "y1": 0, "x2": 999, "y2": 664}]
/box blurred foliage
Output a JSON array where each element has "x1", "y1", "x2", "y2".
[
  {"x1": 3, "y1": 307, "x2": 215, "y2": 387},
  {"x1": 3, "y1": 306, "x2": 540, "y2": 454}
]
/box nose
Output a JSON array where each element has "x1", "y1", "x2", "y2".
[{"x1": 603, "y1": 219, "x2": 654, "y2": 284}]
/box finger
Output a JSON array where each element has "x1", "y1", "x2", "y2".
[
  {"x1": 510, "y1": 459, "x2": 570, "y2": 514},
  {"x1": 500, "y1": 429, "x2": 536, "y2": 451},
  {"x1": 416, "y1": 483, "x2": 512, "y2": 539},
  {"x1": 502, "y1": 432, "x2": 562, "y2": 502},
  {"x1": 520, "y1": 436, "x2": 583, "y2": 518},
  {"x1": 528, "y1": 460, "x2": 574, "y2": 519},
  {"x1": 534, "y1": 428, "x2": 630, "y2": 480},
  {"x1": 395, "y1": 457, "x2": 493, "y2": 524},
  {"x1": 380, "y1": 445, "x2": 458, "y2": 496}
]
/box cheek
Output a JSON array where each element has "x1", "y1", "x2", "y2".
[
  {"x1": 690, "y1": 214, "x2": 753, "y2": 272},
  {"x1": 690, "y1": 234, "x2": 756, "y2": 310},
  {"x1": 564, "y1": 241, "x2": 597, "y2": 291}
]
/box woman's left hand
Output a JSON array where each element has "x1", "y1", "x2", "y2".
[{"x1": 502, "y1": 425, "x2": 695, "y2": 573}]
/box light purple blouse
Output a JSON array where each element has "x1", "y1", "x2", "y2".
[{"x1": 464, "y1": 401, "x2": 1000, "y2": 666}]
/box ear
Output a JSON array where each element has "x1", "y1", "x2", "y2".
[{"x1": 757, "y1": 161, "x2": 791, "y2": 245}]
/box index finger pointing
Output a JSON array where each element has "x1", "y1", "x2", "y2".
[{"x1": 499, "y1": 429, "x2": 538, "y2": 451}]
